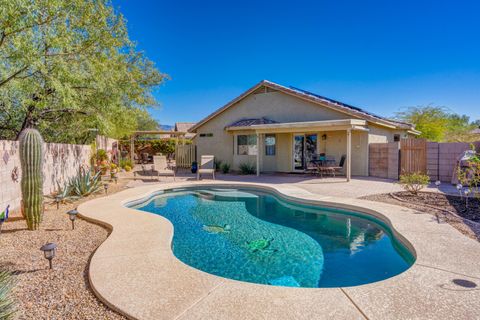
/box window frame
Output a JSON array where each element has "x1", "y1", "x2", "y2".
[
  {"x1": 237, "y1": 134, "x2": 257, "y2": 155},
  {"x1": 265, "y1": 134, "x2": 276, "y2": 156}
]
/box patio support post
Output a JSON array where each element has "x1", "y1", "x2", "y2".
[
  {"x1": 346, "y1": 128, "x2": 352, "y2": 182},
  {"x1": 130, "y1": 134, "x2": 135, "y2": 165},
  {"x1": 256, "y1": 132, "x2": 261, "y2": 176}
]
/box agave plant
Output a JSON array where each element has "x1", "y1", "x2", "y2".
[
  {"x1": 46, "y1": 181, "x2": 80, "y2": 208},
  {"x1": 0, "y1": 270, "x2": 16, "y2": 320},
  {"x1": 68, "y1": 168, "x2": 103, "y2": 197}
]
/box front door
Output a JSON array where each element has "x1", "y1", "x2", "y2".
[{"x1": 293, "y1": 134, "x2": 317, "y2": 171}]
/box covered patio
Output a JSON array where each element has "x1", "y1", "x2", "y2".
[
  {"x1": 127, "y1": 130, "x2": 188, "y2": 164},
  {"x1": 226, "y1": 118, "x2": 370, "y2": 181}
]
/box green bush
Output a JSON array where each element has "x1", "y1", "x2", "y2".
[
  {"x1": 96, "y1": 149, "x2": 108, "y2": 162},
  {"x1": 221, "y1": 163, "x2": 231, "y2": 174},
  {"x1": 119, "y1": 158, "x2": 133, "y2": 169},
  {"x1": 0, "y1": 270, "x2": 16, "y2": 320},
  {"x1": 214, "y1": 159, "x2": 223, "y2": 172},
  {"x1": 399, "y1": 172, "x2": 430, "y2": 194},
  {"x1": 239, "y1": 162, "x2": 256, "y2": 175}
]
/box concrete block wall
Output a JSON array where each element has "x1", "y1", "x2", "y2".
[
  {"x1": 387, "y1": 142, "x2": 400, "y2": 180},
  {"x1": 369, "y1": 142, "x2": 399, "y2": 179},
  {"x1": 427, "y1": 141, "x2": 480, "y2": 182},
  {"x1": 0, "y1": 140, "x2": 91, "y2": 213}
]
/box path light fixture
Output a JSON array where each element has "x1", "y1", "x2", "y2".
[
  {"x1": 67, "y1": 209, "x2": 78, "y2": 230},
  {"x1": 464, "y1": 188, "x2": 471, "y2": 207},
  {"x1": 104, "y1": 183, "x2": 109, "y2": 194},
  {"x1": 435, "y1": 180, "x2": 441, "y2": 187},
  {"x1": 456, "y1": 184, "x2": 463, "y2": 198},
  {"x1": 40, "y1": 242, "x2": 57, "y2": 269},
  {"x1": 133, "y1": 171, "x2": 137, "y2": 181},
  {"x1": 55, "y1": 195, "x2": 61, "y2": 209}
]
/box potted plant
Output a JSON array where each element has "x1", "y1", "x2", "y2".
[
  {"x1": 110, "y1": 163, "x2": 118, "y2": 179},
  {"x1": 191, "y1": 161, "x2": 198, "y2": 174}
]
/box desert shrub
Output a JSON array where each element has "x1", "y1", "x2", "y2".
[
  {"x1": 221, "y1": 163, "x2": 231, "y2": 174},
  {"x1": 68, "y1": 168, "x2": 103, "y2": 197},
  {"x1": 399, "y1": 172, "x2": 430, "y2": 194},
  {"x1": 214, "y1": 159, "x2": 223, "y2": 172},
  {"x1": 124, "y1": 165, "x2": 132, "y2": 172},
  {"x1": 96, "y1": 149, "x2": 108, "y2": 162},
  {"x1": 0, "y1": 270, "x2": 16, "y2": 319},
  {"x1": 47, "y1": 181, "x2": 79, "y2": 206},
  {"x1": 119, "y1": 158, "x2": 133, "y2": 169},
  {"x1": 239, "y1": 162, "x2": 256, "y2": 175}
]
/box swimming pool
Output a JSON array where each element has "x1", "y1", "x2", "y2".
[{"x1": 130, "y1": 186, "x2": 414, "y2": 288}]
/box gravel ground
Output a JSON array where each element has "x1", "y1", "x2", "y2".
[
  {"x1": 362, "y1": 192, "x2": 480, "y2": 242},
  {"x1": 0, "y1": 178, "x2": 130, "y2": 320}
]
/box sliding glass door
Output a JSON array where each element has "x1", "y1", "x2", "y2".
[
  {"x1": 293, "y1": 134, "x2": 317, "y2": 171},
  {"x1": 293, "y1": 135, "x2": 305, "y2": 171}
]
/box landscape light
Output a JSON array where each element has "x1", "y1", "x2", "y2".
[
  {"x1": 435, "y1": 180, "x2": 441, "y2": 187},
  {"x1": 67, "y1": 209, "x2": 78, "y2": 230},
  {"x1": 104, "y1": 183, "x2": 109, "y2": 194},
  {"x1": 55, "y1": 195, "x2": 61, "y2": 209},
  {"x1": 40, "y1": 242, "x2": 57, "y2": 269}
]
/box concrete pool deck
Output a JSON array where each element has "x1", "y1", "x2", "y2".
[{"x1": 78, "y1": 181, "x2": 480, "y2": 320}]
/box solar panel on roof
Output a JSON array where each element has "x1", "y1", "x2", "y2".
[{"x1": 288, "y1": 86, "x2": 393, "y2": 122}]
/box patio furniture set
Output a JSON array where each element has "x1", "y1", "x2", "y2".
[
  {"x1": 306, "y1": 154, "x2": 346, "y2": 178},
  {"x1": 133, "y1": 154, "x2": 345, "y2": 181}
]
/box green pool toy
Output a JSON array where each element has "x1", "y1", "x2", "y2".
[{"x1": 202, "y1": 224, "x2": 231, "y2": 234}]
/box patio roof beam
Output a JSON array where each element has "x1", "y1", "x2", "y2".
[{"x1": 225, "y1": 119, "x2": 367, "y2": 133}]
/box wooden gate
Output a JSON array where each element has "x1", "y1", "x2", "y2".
[
  {"x1": 400, "y1": 138, "x2": 427, "y2": 174},
  {"x1": 175, "y1": 144, "x2": 196, "y2": 168}
]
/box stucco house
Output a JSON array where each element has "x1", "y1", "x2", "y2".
[{"x1": 189, "y1": 80, "x2": 419, "y2": 180}]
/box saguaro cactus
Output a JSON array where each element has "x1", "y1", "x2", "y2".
[{"x1": 19, "y1": 128, "x2": 44, "y2": 230}]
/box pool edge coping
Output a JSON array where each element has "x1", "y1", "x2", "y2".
[{"x1": 77, "y1": 181, "x2": 480, "y2": 320}]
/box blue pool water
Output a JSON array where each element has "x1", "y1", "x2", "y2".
[{"x1": 131, "y1": 187, "x2": 414, "y2": 288}]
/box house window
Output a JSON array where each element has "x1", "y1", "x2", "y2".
[
  {"x1": 237, "y1": 135, "x2": 257, "y2": 155},
  {"x1": 199, "y1": 133, "x2": 213, "y2": 137},
  {"x1": 265, "y1": 134, "x2": 276, "y2": 156},
  {"x1": 393, "y1": 134, "x2": 400, "y2": 142}
]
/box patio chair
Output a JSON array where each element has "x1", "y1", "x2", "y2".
[
  {"x1": 334, "y1": 155, "x2": 346, "y2": 175},
  {"x1": 141, "y1": 152, "x2": 150, "y2": 164},
  {"x1": 197, "y1": 155, "x2": 215, "y2": 180},
  {"x1": 153, "y1": 155, "x2": 175, "y2": 181}
]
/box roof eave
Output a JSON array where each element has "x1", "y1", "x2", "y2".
[{"x1": 190, "y1": 79, "x2": 413, "y2": 133}]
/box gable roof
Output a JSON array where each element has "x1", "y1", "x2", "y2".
[
  {"x1": 175, "y1": 122, "x2": 196, "y2": 132},
  {"x1": 190, "y1": 80, "x2": 417, "y2": 133}
]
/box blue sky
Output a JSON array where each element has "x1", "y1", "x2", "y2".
[{"x1": 114, "y1": 0, "x2": 480, "y2": 126}]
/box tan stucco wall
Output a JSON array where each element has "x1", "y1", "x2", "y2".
[
  {"x1": 195, "y1": 90, "x2": 405, "y2": 176},
  {"x1": 368, "y1": 125, "x2": 410, "y2": 143},
  {"x1": 0, "y1": 140, "x2": 92, "y2": 212}
]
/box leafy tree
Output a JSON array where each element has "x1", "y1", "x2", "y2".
[
  {"x1": 0, "y1": 0, "x2": 165, "y2": 143},
  {"x1": 135, "y1": 109, "x2": 160, "y2": 131},
  {"x1": 395, "y1": 106, "x2": 475, "y2": 142}
]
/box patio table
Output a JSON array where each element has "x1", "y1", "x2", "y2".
[{"x1": 310, "y1": 160, "x2": 342, "y2": 178}]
